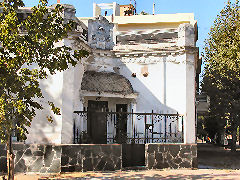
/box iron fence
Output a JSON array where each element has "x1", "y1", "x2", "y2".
[{"x1": 73, "y1": 110, "x2": 184, "y2": 144}]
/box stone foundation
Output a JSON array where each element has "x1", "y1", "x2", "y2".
[
  {"x1": 0, "y1": 144, "x2": 122, "y2": 173},
  {"x1": 145, "y1": 144, "x2": 197, "y2": 169},
  {"x1": 0, "y1": 144, "x2": 61, "y2": 173},
  {"x1": 61, "y1": 144, "x2": 122, "y2": 172},
  {"x1": 0, "y1": 143, "x2": 197, "y2": 173}
]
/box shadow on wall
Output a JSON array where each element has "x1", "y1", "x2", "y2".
[
  {"x1": 25, "y1": 68, "x2": 67, "y2": 144},
  {"x1": 118, "y1": 59, "x2": 183, "y2": 114},
  {"x1": 80, "y1": 57, "x2": 185, "y2": 142},
  {"x1": 85, "y1": 56, "x2": 182, "y2": 114}
]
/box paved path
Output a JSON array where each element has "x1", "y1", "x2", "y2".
[
  {"x1": 3, "y1": 169, "x2": 240, "y2": 180},
  {"x1": 198, "y1": 143, "x2": 240, "y2": 169}
]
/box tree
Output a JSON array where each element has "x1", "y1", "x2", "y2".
[
  {"x1": 202, "y1": 0, "x2": 240, "y2": 151},
  {"x1": 0, "y1": 0, "x2": 88, "y2": 179}
]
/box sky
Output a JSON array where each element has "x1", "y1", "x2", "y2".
[{"x1": 22, "y1": 0, "x2": 228, "y2": 55}]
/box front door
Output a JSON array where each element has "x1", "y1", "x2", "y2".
[{"x1": 88, "y1": 100, "x2": 108, "y2": 144}]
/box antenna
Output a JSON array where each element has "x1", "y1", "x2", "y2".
[
  {"x1": 134, "y1": 0, "x2": 137, "y2": 14},
  {"x1": 153, "y1": 1, "x2": 155, "y2": 15}
]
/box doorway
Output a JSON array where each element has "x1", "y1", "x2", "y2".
[{"x1": 88, "y1": 100, "x2": 108, "y2": 144}]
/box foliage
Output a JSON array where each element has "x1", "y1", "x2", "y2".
[
  {"x1": 196, "y1": 116, "x2": 207, "y2": 139},
  {"x1": 0, "y1": 0, "x2": 88, "y2": 143},
  {"x1": 202, "y1": 0, "x2": 240, "y2": 148},
  {"x1": 140, "y1": 11, "x2": 149, "y2": 15}
]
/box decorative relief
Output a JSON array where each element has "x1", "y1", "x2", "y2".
[
  {"x1": 120, "y1": 56, "x2": 181, "y2": 64},
  {"x1": 88, "y1": 16, "x2": 114, "y2": 50}
]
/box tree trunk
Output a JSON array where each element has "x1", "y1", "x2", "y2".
[
  {"x1": 231, "y1": 122, "x2": 237, "y2": 152},
  {"x1": 6, "y1": 134, "x2": 14, "y2": 180},
  {"x1": 239, "y1": 126, "x2": 240, "y2": 145}
]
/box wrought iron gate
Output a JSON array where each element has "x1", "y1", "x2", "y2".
[{"x1": 73, "y1": 110, "x2": 184, "y2": 144}]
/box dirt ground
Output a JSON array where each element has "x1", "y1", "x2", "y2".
[
  {"x1": 198, "y1": 143, "x2": 240, "y2": 169},
  {"x1": 2, "y1": 143, "x2": 240, "y2": 180}
]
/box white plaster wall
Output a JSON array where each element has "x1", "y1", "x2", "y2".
[
  {"x1": 26, "y1": 37, "x2": 86, "y2": 144},
  {"x1": 25, "y1": 20, "x2": 197, "y2": 144},
  {"x1": 84, "y1": 54, "x2": 187, "y2": 114},
  {"x1": 25, "y1": 40, "x2": 66, "y2": 144},
  {"x1": 26, "y1": 70, "x2": 63, "y2": 144},
  {"x1": 61, "y1": 38, "x2": 86, "y2": 144}
]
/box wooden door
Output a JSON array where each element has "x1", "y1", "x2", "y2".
[{"x1": 88, "y1": 100, "x2": 108, "y2": 144}]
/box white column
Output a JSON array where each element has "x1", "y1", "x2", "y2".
[
  {"x1": 184, "y1": 53, "x2": 196, "y2": 144},
  {"x1": 93, "y1": 3, "x2": 101, "y2": 17}
]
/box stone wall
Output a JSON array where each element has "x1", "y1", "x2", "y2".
[
  {"x1": 145, "y1": 144, "x2": 197, "y2": 169},
  {"x1": 0, "y1": 144, "x2": 61, "y2": 173},
  {"x1": 61, "y1": 144, "x2": 122, "y2": 172},
  {"x1": 0, "y1": 144, "x2": 122, "y2": 173},
  {"x1": 1, "y1": 143, "x2": 197, "y2": 173}
]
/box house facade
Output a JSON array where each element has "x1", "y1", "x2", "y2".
[
  {"x1": 0, "y1": 2, "x2": 200, "y2": 173},
  {"x1": 25, "y1": 2, "x2": 199, "y2": 146}
]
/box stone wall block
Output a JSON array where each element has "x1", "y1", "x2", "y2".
[
  {"x1": 44, "y1": 147, "x2": 55, "y2": 167},
  {"x1": 146, "y1": 144, "x2": 197, "y2": 169},
  {"x1": 104, "y1": 162, "x2": 115, "y2": 171},
  {"x1": 95, "y1": 158, "x2": 106, "y2": 171},
  {"x1": 33, "y1": 150, "x2": 44, "y2": 156},
  {"x1": 170, "y1": 145, "x2": 180, "y2": 157},
  {"x1": 24, "y1": 148, "x2": 32, "y2": 157},
  {"x1": 28, "y1": 157, "x2": 43, "y2": 172},
  {"x1": 15, "y1": 159, "x2": 27, "y2": 172},
  {"x1": 177, "y1": 23, "x2": 195, "y2": 47},
  {"x1": 39, "y1": 167, "x2": 47, "y2": 173},
  {"x1": 54, "y1": 146, "x2": 62, "y2": 159},
  {"x1": 83, "y1": 158, "x2": 93, "y2": 171},
  {"x1": 13, "y1": 144, "x2": 24, "y2": 151},
  {"x1": 61, "y1": 155, "x2": 69, "y2": 166},
  {"x1": 47, "y1": 159, "x2": 61, "y2": 173},
  {"x1": 1, "y1": 144, "x2": 121, "y2": 173}
]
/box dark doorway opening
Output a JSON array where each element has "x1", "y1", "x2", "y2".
[
  {"x1": 88, "y1": 100, "x2": 108, "y2": 144},
  {"x1": 116, "y1": 104, "x2": 128, "y2": 144}
]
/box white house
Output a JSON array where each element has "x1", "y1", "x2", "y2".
[{"x1": 24, "y1": 2, "x2": 200, "y2": 146}]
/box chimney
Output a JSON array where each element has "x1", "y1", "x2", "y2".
[{"x1": 57, "y1": 0, "x2": 60, "y2": 4}]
